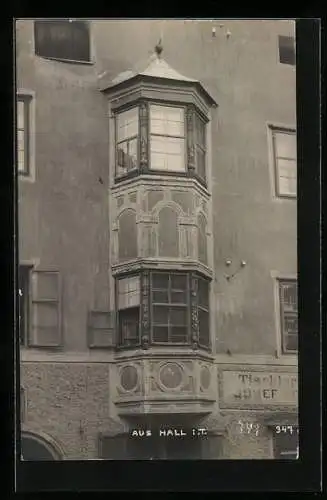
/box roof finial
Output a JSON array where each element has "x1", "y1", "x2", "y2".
[{"x1": 155, "y1": 39, "x2": 163, "y2": 58}]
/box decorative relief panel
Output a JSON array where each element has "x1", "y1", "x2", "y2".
[
  {"x1": 158, "y1": 206, "x2": 179, "y2": 258},
  {"x1": 118, "y1": 209, "x2": 137, "y2": 261},
  {"x1": 190, "y1": 273, "x2": 199, "y2": 347},
  {"x1": 139, "y1": 102, "x2": 149, "y2": 170},
  {"x1": 117, "y1": 362, "x2": 143, "y2": 396},
  {"x1": 199, "y1": 362, "x2": 212, "y2": 392},
  {"x1": 171, "y1": 190, "x2": 194, "y2": 215},
  {"x1": 117, "y1": 195, "x2": 125, "y2": 209},
  {"x1": 140, "y1": 270, "x2": 150, "y2": 347},
  {"x1": 129, "y1": 191, "x2": 137, "y2": 204},
  {"x1": 149, "y1": 360, "x2": 195, "y2": 394},
  {"x1": 148, "y1": 190, "x2": 164, "y2": 211}
]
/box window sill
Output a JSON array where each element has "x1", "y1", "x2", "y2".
[
  {"x1": 114, "y1": 169, "x2": 208, "y2": 190},
  {"x1": 36, "y1": 55, "x2": 94, "y2": 66}
]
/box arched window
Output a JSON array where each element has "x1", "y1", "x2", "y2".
[
  {"x1": 118, "y1": 209, "x2": 137, "y2": 261},
  {"x1": 158, "y1": 206, "x2": 179, "y2": 258},
  {"x1": 21, "y1": 432, "x2": 62, "y2": 461},
  {"x1": 198, "y1": 214, "x2": 207, "y2": 265}
]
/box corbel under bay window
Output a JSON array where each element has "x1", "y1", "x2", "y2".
[
  {"x1": 114, "y1": 102, "x2": 208, "y2": 185},
  {"x1": 116, "y1": 271, "x2": 211, "y2": 350}
]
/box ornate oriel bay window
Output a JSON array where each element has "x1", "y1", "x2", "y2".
[
  {"x1": 116, "y1": 271, "x2": 211, "y2": 350},
  {"x1": 114, "y1": 101, "x2": 208, "y2": 183}
]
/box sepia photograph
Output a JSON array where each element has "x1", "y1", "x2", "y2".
[{"x1": 16, "y1": 18, "x2": 299, "y2": 462}]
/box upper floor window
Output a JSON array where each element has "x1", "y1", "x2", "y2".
[
  {"x1": 114, "y1": 102, "x2": 207, "y2": 186},
  {"x1": 271, "y1": 127, "x2": 297, "y2": 198},
  {"x1": 17, "y1": 95, "x2": 31, "y2": 176},
  {"x1": 150, "y1": 105, "x2": 185, "y2": 173},
  {"x1": 278, "y1": 36, "x2": 296, "y2": 66},
  {"x1": 116, "y1": 271, "x2": 210, "y2": 350},
  {"x1": 19, "y1": 266, "x2": 62, "y2": 348},
  {"x1": 34, "y1": 20, "x2": 91, "y2": 63},
  {"x1": 279, "y1": 279, "x2": 298, "y2": 353}
]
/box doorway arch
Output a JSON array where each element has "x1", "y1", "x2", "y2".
[{"x1": 21, "y1": 431, "x2": 63, "y2": 460}]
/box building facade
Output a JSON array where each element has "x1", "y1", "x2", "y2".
[{"x1": 17, "y1": 19, "x2": 298, "y2": 460}]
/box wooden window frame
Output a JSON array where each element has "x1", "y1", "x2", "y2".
[
  {"x1": 271, "y1": 127, "x2": 297, "y2": 199},
  {"x1": 17, "y1": 95, "x2": 32, "y2": 177},
  {"x1": 113, "y1": 101, "x2": 208, "y2": 188},
  {"x1": 149, "y1": 103, "x2": 187, "y2": 175},
  {"x1": 151, "y1": 272, "x2": 190, "y2": 345},
  {"x1": 278, "y1": 279, "x2": 298, "y2": 354},
  {"x1": 116, "y1": 274, "x2": 141, "y2": 348},
  {"x1": 115, "y1": 270, "x2": 211, "y2": 350}
]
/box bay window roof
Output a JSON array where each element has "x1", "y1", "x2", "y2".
[{"x1": 99, "y1": 45, "x2": 217, "y2": 108}]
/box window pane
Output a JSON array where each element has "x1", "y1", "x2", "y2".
[
  {"x1": 279, "y1": 176, "x2": 297, "y2": 196},
  {"x1": 198, "y1": 279, "x2": 209, "y2": 308},
  {"x1": 31, "y1": 271, "x2": 59, "y2": 301},
  {"x1": 196, "y1": 148, "x2": 206, "y2": 181},
  {"x1": 170, "y1": 308, "x2": 187, "y2": 326},
  {"x1": 17, "y1": 101, "x2": 25, "y2": 130},
  {"x1": 153, "y1": 326, "x2": 168, "y2": 342},
  {"x1": 277, "y1": 158, "x2": 296, "y2": 179},
  {"x1": 280, "y1": 282, "x2": 297, "y2": 311},
  {"x1": 171, "y1": 291, "x2": 187, "y2": 304},
  {"x1": 18, "y1": 150, "x2": 25, "y2": 172},
  {"x1": 118, "y1": 275, "x2": 140, "y2": 309},
  {"x1": 153, "y1": 306, "x2": 169, "y2": 325},
  {"x1": 285, "y1": 333, "x2": 298, "y2": 351},
  {"x1": 171, "y1": 327, "x2": 188, "y2": 342},
  {"x1": 153, "y1": 290, "x2": 169, "y2": 303},
  {"x1": 32, "y1": 303, "x2": 59, "y2": 328},
  {"x1": 119, "y1": 308, "x2": 139, "y2": 345},
  {"x1": 117, "y1": 108, "x2": 139, "y2": 142},
  {"x1": 279, "y1": 36, "x2": 296, "y2": 66},
  {"x1": 199, "y1": 309, "x2": 209, "y2": 346},
  {"x1": 150, "y1": 105, "x2": 184, "y2": 137},
  {"x1": 152, "y1": 273, "x2": 169, "y2": 289},
  {"x1": 274, "y1": 132, "x2": 296, "y2": 159},
  {"x1": 150, "y1": 137, "x2": 185, "y2": 172},
  {"x1": 17, "y1": 130, "x2": 25, "y2": 151},
  {"x1": 171, "y1": 274, "x2": 187, "y2": 290},
  {"x1": 128, "y1": 138, "x2": 138, "y2": 170}
]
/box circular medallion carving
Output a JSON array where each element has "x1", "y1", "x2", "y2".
[
  {"x1": 200, "y1": 366, "x2": 211, "y2": 390},
  {"x1": 159, "y1": 363, "x2": 183, "y2": 390},
  {"x1": 120, "y1": 365, "x2": 138, "y2": 391}
]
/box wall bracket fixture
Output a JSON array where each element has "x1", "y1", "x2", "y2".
[{"x1": 224, "y1": 259, "x2": 246, "y2": 281}]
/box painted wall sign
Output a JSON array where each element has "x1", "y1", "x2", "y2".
[{"x1": 220, "y1": 370, "x2": 298, "y2": 407}]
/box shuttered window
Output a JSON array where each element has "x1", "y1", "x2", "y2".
[
  {"x1": 17, "y1": 95, "x2": 32, "y2": 176},
  {"x1": 87, "y1": 311, "x2": 115, "y2": 348},
  {"x1": 279, "y1": 279, "x2": 298, "y2": 353},
  {"x1": 30, "y1": 270, "x2": 62, "y2": 347},
  {"x1": 271, "y1": 128, "x2": 297, "y2": 198},
  {"x1": 34, "y1": 20, "x2": 90, "y2": 63}
]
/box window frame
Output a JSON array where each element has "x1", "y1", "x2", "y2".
[
  {"x1": 270, "y1": 126, "x2": 297, "y2": 199},
  {"x1": 115, "y1": 105, "x2": 140, "y2": 179},
  {"x1": 16, "y1": 95, "x2": 32, "y2": 177},
  {"x1": 150, "y1": 271, "x2": 191, "y2": 345},
  {"x1": 115, "y1": 270, "x2": 211, "y2": 350},
  {"x1": 113, "y1": 101, "x2": 208, "y2": 188},
  {"x1": 149, "y1": 102, "x2": 187, "y2": 175},
  {"x1": 278, "y1": 278, "x2": 298, "y2": 354},
  {"x1": 116, "y1": 273, "x2": 142, "y2": 348},
  {"x1": 34, "y1": 19, "x2": 92, "y2": 64},
  {"x1": 194, "y1": 111, "x2": 207, "y2": 183}
]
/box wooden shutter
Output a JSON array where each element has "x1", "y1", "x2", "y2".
[
  {"x1": 88, "y1": 311, "x2": 115, "y2": 348},
  {"x1": 279, "y1": 280, "x2": 298, "y2": 351},
  {"x1": 30, "y1": 270, "x2": 61, "y2": 347}
]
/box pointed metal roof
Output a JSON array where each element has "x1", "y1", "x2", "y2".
[
  {"x1": 111, "y1": 53, "x2": 196, "y2": 87},
  {"x1": 102, "y1": 43, "x2": 217, "y2": 107}
]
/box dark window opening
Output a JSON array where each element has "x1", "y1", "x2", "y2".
[
  {"x1": 278, "y1": 36, "x2": 295, "y2": 66},
  {"x1": 34, "y1": 20, "x2": 90, "y2": 63},
  {"x1": 117, "y1": 275, "x2": 140, "y2": 347},
  {"x1": 279, "y1": 279, "x2": 298, "y2": 353},
  {"x1": 198, "y1": 277, "x2": 210, "y2": 347}
]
